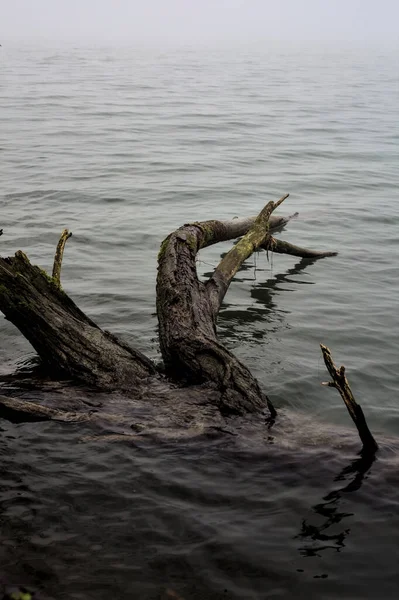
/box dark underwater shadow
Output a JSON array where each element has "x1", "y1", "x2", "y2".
[
  {"x1": 295, "y1": 451, "x2": 376, "y2": 558},
  {"x1": 206, "y1": 255, "x2": 319, "y2": 342}
]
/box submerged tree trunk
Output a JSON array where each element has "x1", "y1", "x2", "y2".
[
  {"x1": 0, "y1": 251, "x2": 155, "y2": 390},
  {"x1": 156, "y1": 195, "x2": 336, "y2": 414},
  {"x1": 0, "y1": 196, "x2": 336, "y2": 417}
]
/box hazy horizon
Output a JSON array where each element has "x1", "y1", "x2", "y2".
[{"x1": 1, "y1": 0, "x2": 398, "y2": 49}]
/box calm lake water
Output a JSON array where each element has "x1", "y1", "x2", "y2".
[{"x1": 0, "y1": 44, "x2": 398, "y2": 599}]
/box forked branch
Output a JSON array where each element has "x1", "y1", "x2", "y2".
[{"x1": 207, "y1": 194, "x2": 289, "y2": 313}]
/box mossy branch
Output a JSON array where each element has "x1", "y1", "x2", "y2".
[
  {"x1": 320, "y1": 344, "x2": 378, "y2": 454},
  {"x1": 207, "y1": 194, "x2": 289, "y2": 313},
  {"x1": 52, "y1": 228, "x2": 72, "y2": 287}
]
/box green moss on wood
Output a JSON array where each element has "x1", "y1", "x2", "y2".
[
  {"x1": 158, "y1": 236, "x2": 171, "y2": 262},
  {"x1": 185, "y1": 233, "x2": 198, "y2": 253},
  {"x1": 37, "y1": 266, "x2": 56, "y2": 285},
  {"x1": 195, "y1": 221, "x2": 217, "y2": 247}
]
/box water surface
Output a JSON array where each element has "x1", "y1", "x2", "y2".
[{"x1": 0, "y1": 44, "x2": 398, "y2": 599}]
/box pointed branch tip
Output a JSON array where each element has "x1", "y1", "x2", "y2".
[
  {"x1": 320, "y1": 344, "x2": 378, "y2": 453},
  {"x1": 274, "y1": 193, "x2": 289, "y2": 209}
]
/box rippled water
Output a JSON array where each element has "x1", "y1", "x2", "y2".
[{"x1": 1, "y1": 44, "x2": 398, "y2": 598}]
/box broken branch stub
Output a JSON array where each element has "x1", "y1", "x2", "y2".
[
  {"x1": 320, "y1": 344, "x2": 378, "y2": 454},
  {"x1": 52, "y1": 228, "x2": 72, "y2": 287}
]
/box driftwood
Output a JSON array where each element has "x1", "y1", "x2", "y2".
[{"x1": 2, "y1": 196, "x2": 376, "y2": 446}]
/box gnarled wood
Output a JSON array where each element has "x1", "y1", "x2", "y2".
[
  {"x1": 0, "y1": 198, "x2": 336, "y2": 420},
  {"x1": 157, "y1": 224, "x2": 267, "y2": 414},
  {"x1": 157, "y1": 196, "x2": 336, "y2": 415}
]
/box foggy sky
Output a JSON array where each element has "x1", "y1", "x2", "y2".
[{"x1": 2, "y1": 0, "x2": 398, "y2": 47}]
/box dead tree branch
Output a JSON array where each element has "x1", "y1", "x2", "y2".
[
  {"x1": 320, "y1": 344, "x2": 378, "y2": 454},
  {"x1": 207, "y1": 195, "x2": 289, "y2": 314},
  {"x1": 263, "y1": 237, "x2": 338, "y2": 259}
]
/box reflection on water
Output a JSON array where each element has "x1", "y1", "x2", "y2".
[
  {"x1": 297, "y1": 451, "x2": 376, "y2": 558},
  {"x1": 250, "y1": 256, "x2": 316, "y2": 318},
  {"x1": 1, "y1": 416, "x2": 398, "y2": 600},
  {"x1": 215, "y1": 255, "x2": 317, "y2": 342}
]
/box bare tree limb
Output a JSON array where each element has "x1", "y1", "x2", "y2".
[
  {"x1": 207, "y1": 194, "x2": 289, "y2": 313},
  {"x1": 320, "y1": 344, "x2": 378, "y2": 454},
  {"x1": 263, "y1": 237, "x2": 338, "y2": 259}
]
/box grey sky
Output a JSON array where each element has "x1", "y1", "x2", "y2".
[{"x1": 2, "y1": 0, "x2": 398, "y2": 46}]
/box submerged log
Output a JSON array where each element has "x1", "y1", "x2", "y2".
[
  {"x1": 0, "y1": 394, "x2": 90, "y2": 423},
  {"x1": 0, "y1": 251, "x2": 156, "y2": 390},
  {"x1": 0, "y1": 196, "x2": 336, "y2": 420}
]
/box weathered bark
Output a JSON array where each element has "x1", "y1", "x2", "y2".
[
  {"x1": 320, "y1": 344, "x2": 378, "y2": 454},
  {"x1": 157, "y1": 196, "x2": 336, "y2": 415},
  {"x1": 0, "y1": 250, "x2": 156, "y2": 390}
]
